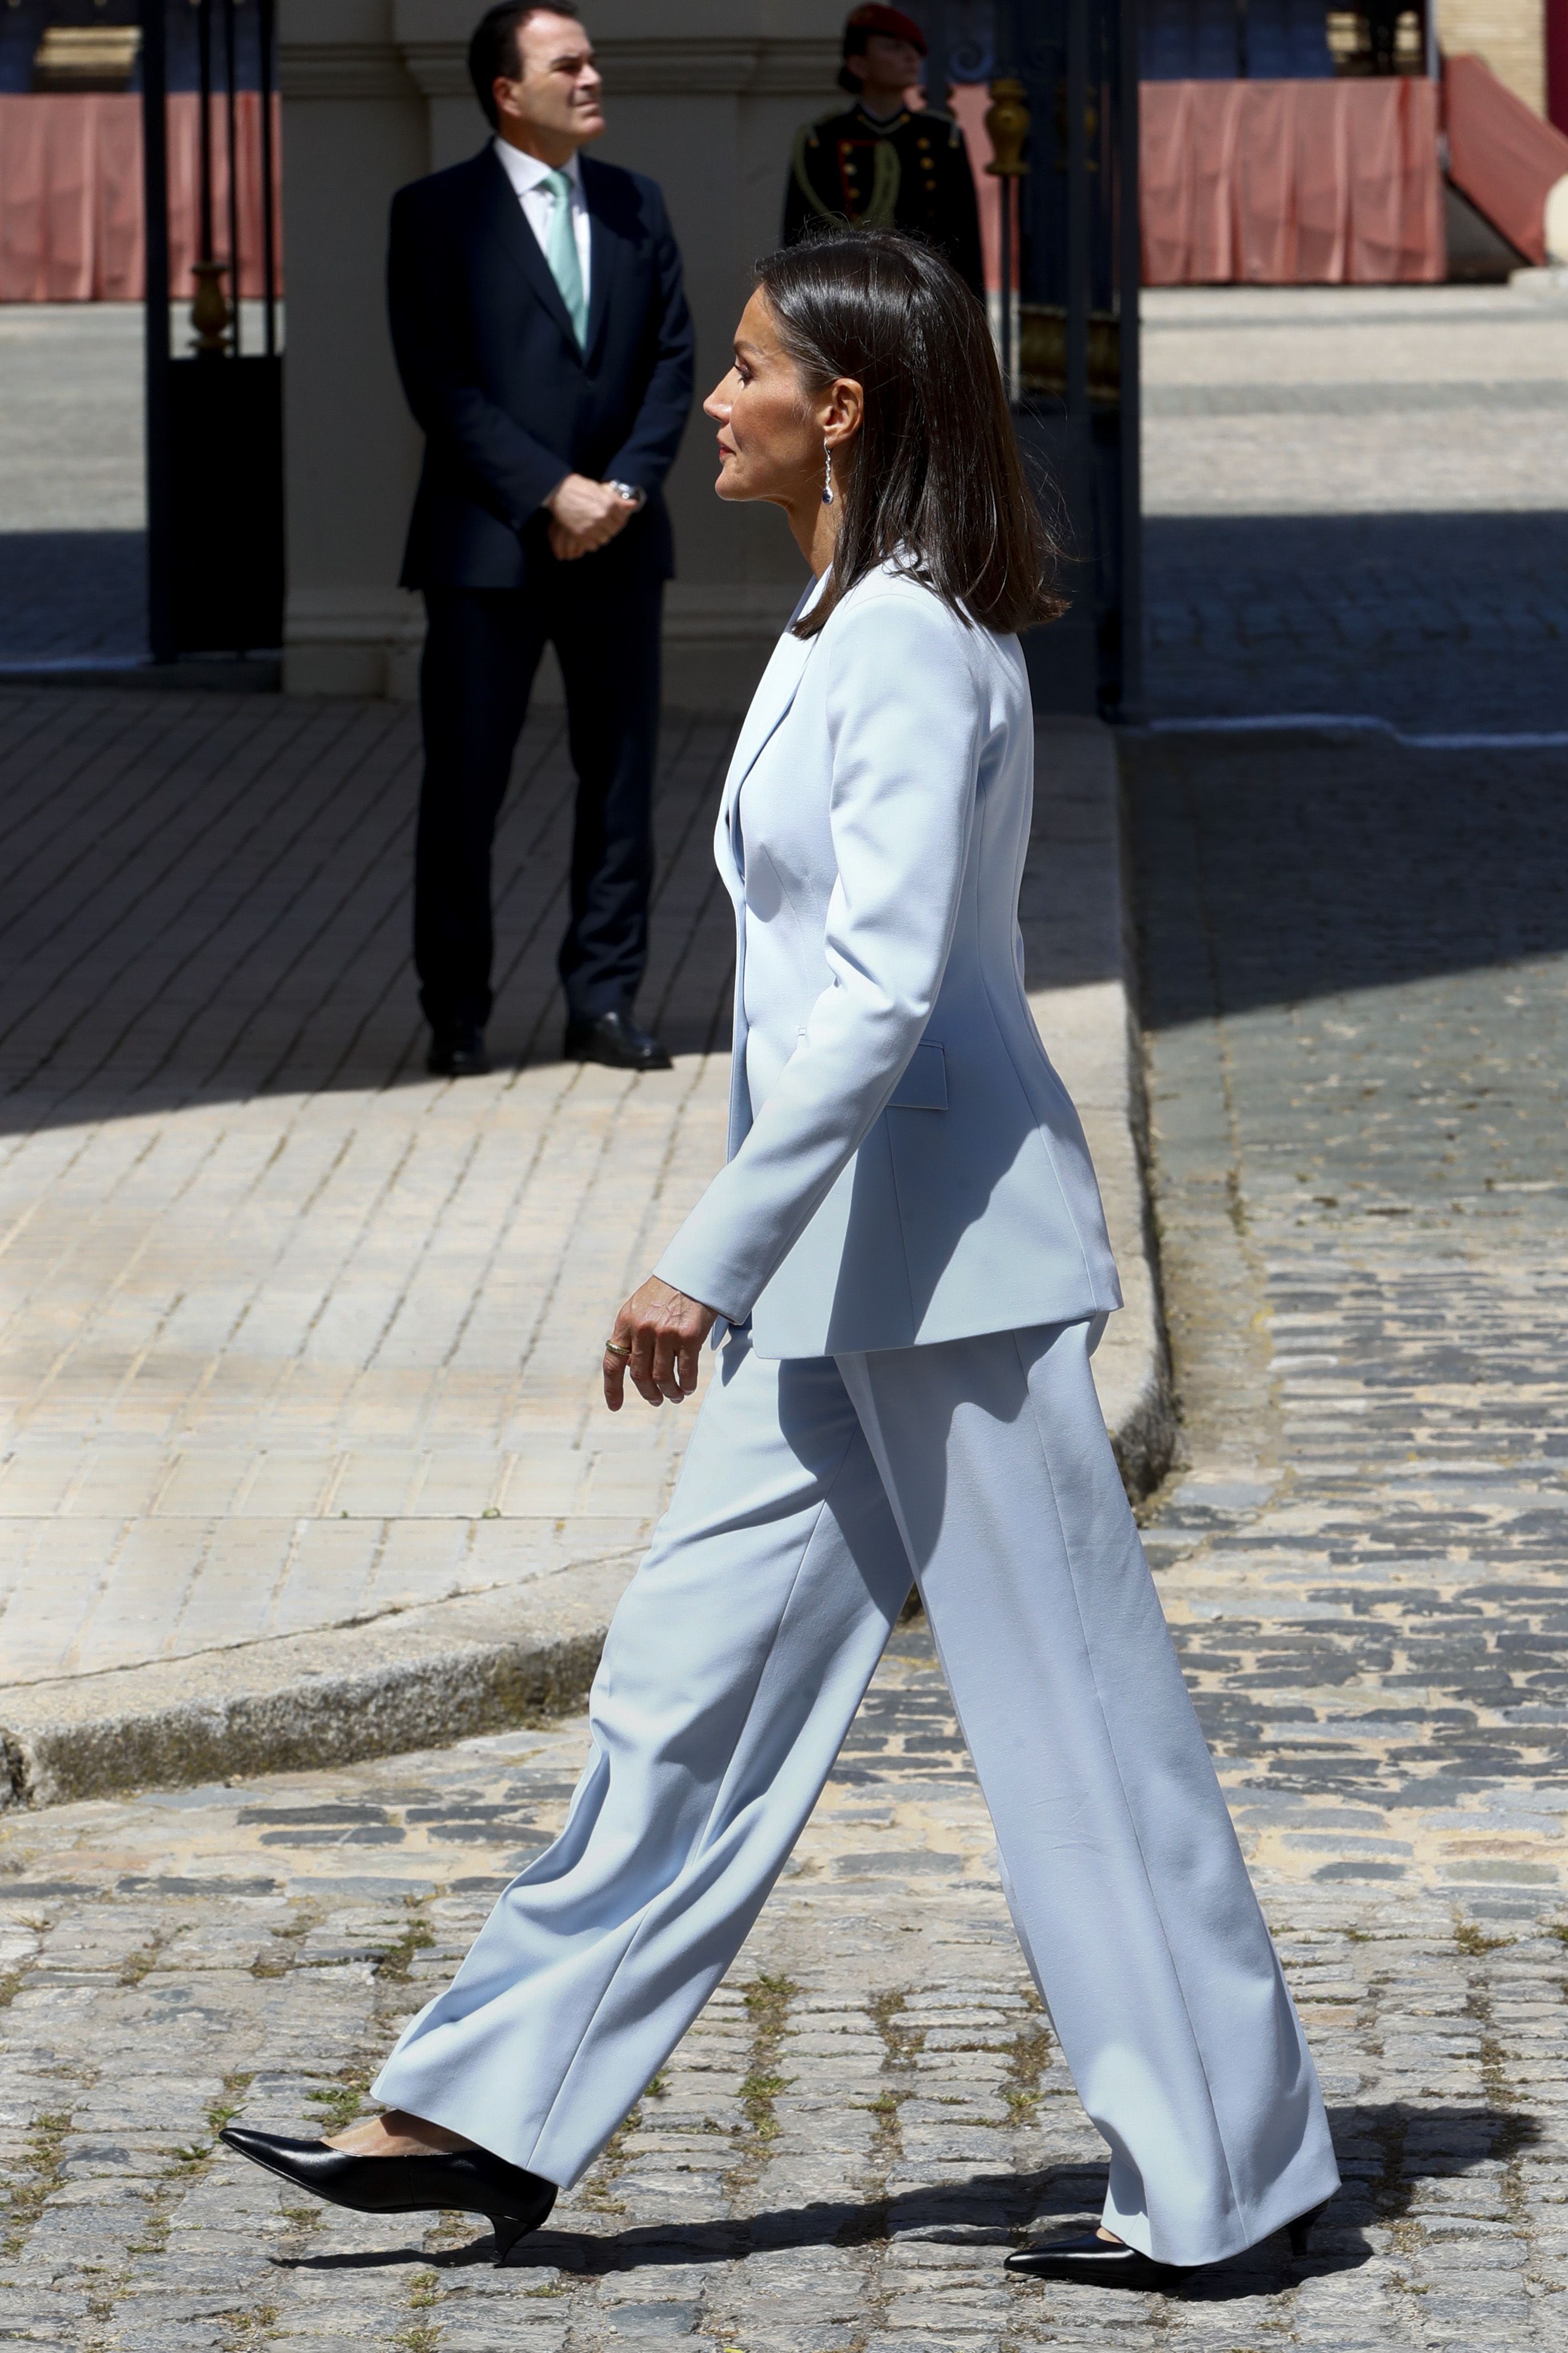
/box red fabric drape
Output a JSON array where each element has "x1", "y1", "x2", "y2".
[
  {"x1": 0, "y1": 92, "x2": 281, "y2": 303},
  {"x1": 1140, "y1": 78, "x2": 1445, "y2": 285},
  {"x1": 1445, "y1": 52, "x2": 1568, "y2": 266}
]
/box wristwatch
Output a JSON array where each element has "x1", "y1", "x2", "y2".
[{"x1": 604, "y1": 480, "x2": 646, "y2": 510}]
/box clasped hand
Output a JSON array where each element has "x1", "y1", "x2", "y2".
[
  {"x1": 546, "y1": 473, "x2": 637, "y2": 562},
  {"x1": 603, "y1": 1277, "x2": 718, "y2": 1411}
]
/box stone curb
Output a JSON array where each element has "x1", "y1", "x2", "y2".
[
  {"x1": 0, "y1": 721, "x2": 1174, "y2": 1809},
  {"x1": 1, "y1": 1555, "x2": 642, "y2": 1811}
]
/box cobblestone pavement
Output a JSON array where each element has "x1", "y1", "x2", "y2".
[
  {"x1": 1, "y1": 727, "x2": 1565, "y2": 2346},
  {"x1": 1142, "y1": 285, "x2": 1568, "y2": 730},
  {"x1": 1127, "y1": 726, "x2": 1568, "y2": 1906},
  {"x1": 2, "y1": 1627, "x2": 1565, "y2": 2352}
]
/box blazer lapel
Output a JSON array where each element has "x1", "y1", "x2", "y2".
[
  {"x1": 581, "y1": 163, "x2": 618, "y2": 369},
  {"x1": 718, "y1": 578, "x2": 825, "y2": 843},
  {"x1": 478, "y1": 144, "x2": 581, "y2": 355}
]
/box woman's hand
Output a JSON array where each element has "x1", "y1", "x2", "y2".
[{"x1": 603, "y1": 1277, "x2": 718, "y2": 1411}]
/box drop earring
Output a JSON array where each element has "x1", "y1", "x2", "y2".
[{"x1": 822, "y1": 447, "x2": 835, "y2": 506}]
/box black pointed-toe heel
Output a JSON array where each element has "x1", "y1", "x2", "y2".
[
  {"x1": 1005, "y1": 2229, "x2": 1183, "y2": 2290},
  {"x1": 219, "y1": 2126, "x2": 557, "y2": 2264},
  {"x1": 1287, "y1": 2198, "x2": 1330, "y2": 2258}
]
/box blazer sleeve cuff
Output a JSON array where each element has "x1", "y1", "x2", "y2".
[{"x1": 651, "y1": 1230, "x2": 754, "y2": 1328}]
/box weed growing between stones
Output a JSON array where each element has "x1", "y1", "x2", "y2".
[
  {"x1": 1455, "y1": 1917, "x2": 1514, "y2": 1956},
  {"x1": 252, "y1": 1901, "x2": 319, "y2": 1979},
  {"x1": 118, "y1": 1934, "x2": 167, "y2": 1987},
  {"x1": 1, "y1": 2108, "x2": 70, "y2": 2259},
  {"x1": 738, "y1": 1973, "x2": 799, "y2": 2145},
  {"x1": 1002, "y1": 2017, "x2": 1053, "y2": 2122},
  {"x1": 376, "y1": 1901, "x2": 436, "y2": 1984},
  {"x1": 394, "y1": 2265, "x2": 444, "y2": 2344},
  {"x1": 576, "y1": 2058, "x2": 678, "y2": 2218},
  {"x1": 208, "y1": 2070, "x2": 255, "y2": 2141},
  {"x1": 221, "y1": 2301, "x2": 279, "y2": 2349},
  {"x1": 304, "y1": 2064, "x2": 376, "y2": 2136}
]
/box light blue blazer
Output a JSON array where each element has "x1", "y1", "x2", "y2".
[{"x1": 655, "y1": 564, "x2": 1122, "y2": 1358}]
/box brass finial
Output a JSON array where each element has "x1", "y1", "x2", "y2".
[
  {"x1": 190, "y1": 259, "x2": 232, "y2": 358},
  {"x1": 985, "y1": 78, "x2": 1030, "y2": 178}
]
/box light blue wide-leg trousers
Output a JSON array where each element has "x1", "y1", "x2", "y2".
[{"x1": 373, "y1": 1319, "x2": 1339, "y2": 2263}]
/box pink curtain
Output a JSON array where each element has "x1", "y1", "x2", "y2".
[
  {"x1": 0, "y1": 92, "x2": 282, "y2": 303},
  {"x1": 1445, "y1": 51, "x2": 1568, "y2": 266},
  {"x1": 1141, "y1": 78, "x2": 1445, "y2": 284}
]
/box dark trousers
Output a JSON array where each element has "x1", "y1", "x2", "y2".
[{"x1": 414, "y1": 568, "x2": 663, "y2": 1033}]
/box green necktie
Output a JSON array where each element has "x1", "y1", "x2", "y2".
[{"x1": 542, "y1": 167, "x2": 588, "y2": 349}]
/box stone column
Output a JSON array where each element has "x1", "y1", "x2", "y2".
[{"x1": 280, "y1": 0, "x2": 843, "y2": 706}]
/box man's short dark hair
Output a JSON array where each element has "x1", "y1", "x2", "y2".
[{"x1": 467, "y1": 2, "x2": 581, "y2": 129}]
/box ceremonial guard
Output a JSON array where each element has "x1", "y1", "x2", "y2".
[{"x1": 783, "y1": 4, "x2": 985, "y2": 302}]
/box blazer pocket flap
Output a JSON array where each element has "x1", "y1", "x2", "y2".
[{"x1": 889, "y1": 1041, "x2": 948, "y2": 1112}]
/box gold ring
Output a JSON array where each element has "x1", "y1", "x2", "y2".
[{"x1": 604, "y1": 1339, "x2": 632, "y2": 1356}]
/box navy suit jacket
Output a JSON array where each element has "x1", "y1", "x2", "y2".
[{"x1": 387, "y1": 144, "x2": 695, "y2": 592}]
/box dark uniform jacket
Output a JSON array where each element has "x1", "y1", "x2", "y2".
[
  {"x1": 388, "y1": 145, "x2": 695, "y2": 592},
  {"x1": 782, "y1": 102, "x2": 985, "y2": 301}
]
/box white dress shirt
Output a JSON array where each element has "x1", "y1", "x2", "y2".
[{"x1": 491, "y1": 135, "x2": 591, "y2": 309}]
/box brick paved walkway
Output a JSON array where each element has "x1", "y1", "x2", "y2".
[
  {"x1": 1, "y1": 725, "x2": 1563, "y2": 2347},
  {"x1": 0, "y1": 687, "x2": 734, "y2": 1690}
]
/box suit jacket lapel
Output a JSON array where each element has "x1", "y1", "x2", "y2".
[
  {"x1": 581, "y1": 162, "x2": 617, "y2": 369},
  {"x1": 714, "y1": 578, "x2": 825, "y2": 1169},
  {"x1": 718, "y1": 578, "x2": 825, "y2": 845},
  {"x1": 477, "y1": 144, "x2": 581, "y2": 355}
]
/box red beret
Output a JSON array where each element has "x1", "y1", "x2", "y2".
[{"x1": 844, "y1": 4, "x2": 928, "y2": 55}]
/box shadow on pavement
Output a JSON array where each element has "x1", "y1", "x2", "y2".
[
  {"x1": 0, "y1": 530, "x2": 147, "y2": 667},
  {"x1": 273, "y1": 2099, "x2": 1534, "y2": 2287},
  {"x1": 0, "y1": 687, "x2": 740, "y2": 1133},
  {"x1": 1125, "y1": 729, "x2": 1568, "y2": 1028},
  {"x1": 6, "y1": 686, "x2": 1565, "y2": 1139},
  {"x1": 0, "y1": 682, "x2": 1131, "y2": 1137},
  {"x1": 1145, "y1": 510, "x2": 1568, "y2": 735}
]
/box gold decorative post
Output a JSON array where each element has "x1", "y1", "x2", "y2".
[
  {"x1": 190, "y1": 259, "x2": 232, "y2": 359},
  {"x1": 985, "y1": 79, "x2": 1030, "y2": 399},
  {"x1": 985, "y1": 78, "x2": 1031, "y2": 180}
]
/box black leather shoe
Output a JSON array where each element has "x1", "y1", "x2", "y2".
[
  {"x1": 1007, "y1": 2199, "x2": 1331, "y2": 2286},
  {"x1": 1005, "y1": 2229, "x2": 1183, "y2": 2288},
  {"x1": 427, "y1": 1023, "x2": 490, "y2": 1078},
  {"x1": 219, "y1": 2126, "x2": 555, "y2": 2263},
  {"x1": 564, "y1": 1009, "x2": 672, "y2": 1071}
]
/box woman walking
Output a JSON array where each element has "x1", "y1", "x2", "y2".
[{"x1": 223, "y1": 229, "x2": 1339, "y2": 2284}]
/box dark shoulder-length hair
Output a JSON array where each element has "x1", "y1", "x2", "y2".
[{"x1": 753, "y1": 227, "x2": 1065, "y2": 641}]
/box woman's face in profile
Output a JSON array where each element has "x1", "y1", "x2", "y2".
[{"x1": 704, "y1": 290, "x2": 824, "y2": 510}]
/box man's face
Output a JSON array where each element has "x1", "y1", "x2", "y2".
[
  {"x1": 496, "y1": 11, "x2": 605, "y2": 147},
  {"x1": 849, "y1": 33, "x2": 924, "y2": 98}
]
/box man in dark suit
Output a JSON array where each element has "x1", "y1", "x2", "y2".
[{"x1": 388, "y1": 2, "x2": 695, "y2": 1076}]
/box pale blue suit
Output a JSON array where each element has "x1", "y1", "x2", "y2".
[
  {"x1": 656, "y1": 570, "x2": 1120, "y2": 1353},
  {"x1": 373, "y1": 569, "x2": 1339, "y2": 2263}
]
